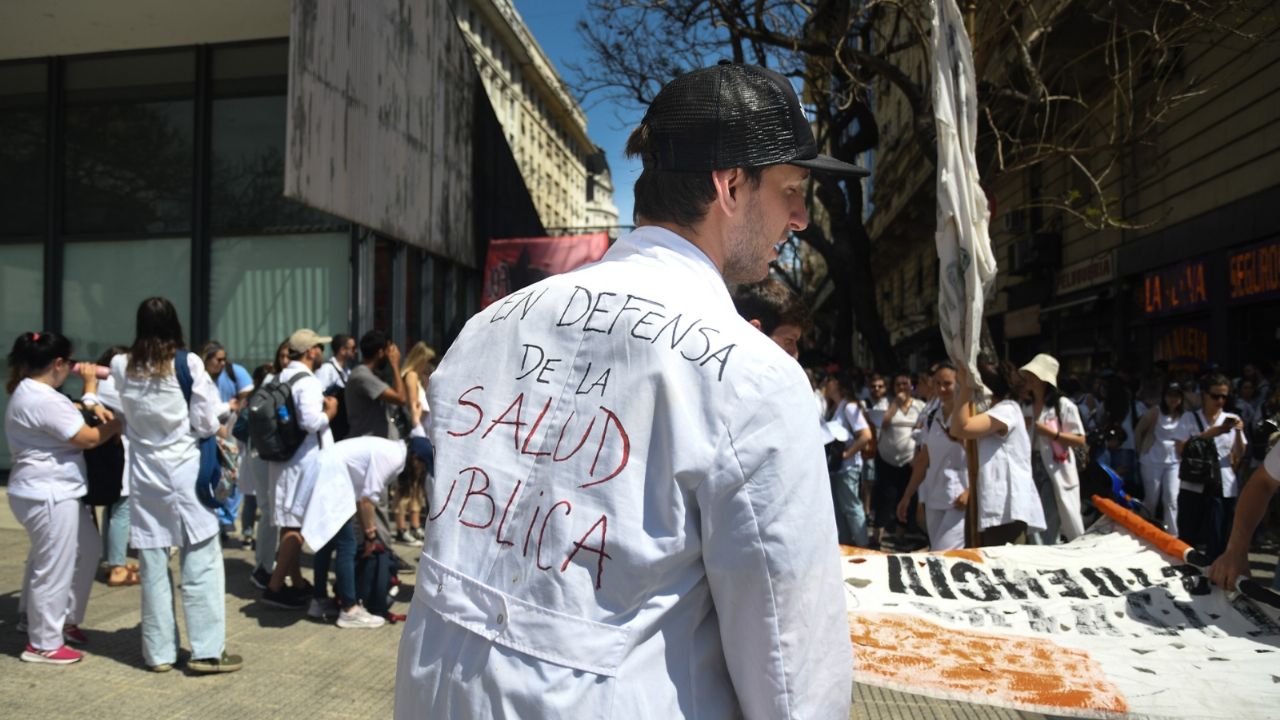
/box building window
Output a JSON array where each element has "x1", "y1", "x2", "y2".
[
  {"x1": 0, "y1": 242, "x2": 44, "y2": 467},
  {"x1": 63, "y1": 51, "x2": 195, "y2": 235},
  {"x1": 0, "y1": 62, "x2": 47, "y2": 238},
  {"x1": 211, "y1": 43, "x2": 333, "y2": 234},
  {"x1": 62, "y1": 237, "x2": 192, "y2": 362},
  {"x1": 209, "y1": 232, "x2": 350, "y2": 367}
]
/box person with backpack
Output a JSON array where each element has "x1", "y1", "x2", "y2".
[
  {"x1": 109, "y1": 297, "x2": 242, "y2": 673},
  {"x1": 262, "y1": 328, "x2": 338, "y2": 609},
  {"x1": 1174, "y1": 373, "x2": 1247, "y2": 561},
  {"x1": 1019, "y1": 354, "x2": 1087, "y2": 545},
  {"x1": 6, "y1": 332, "x2": 121, "y2": 665},
  {"x1": 897, "y1": 362, "x2": 967, "y2": 550}
]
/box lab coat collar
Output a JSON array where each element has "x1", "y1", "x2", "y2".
[
  {"x1": 605, "y1": 226, "x2": 735, "y2": 314},
  {"x1": 286, "y1": 360, "x2": 314, "y2": 376}
]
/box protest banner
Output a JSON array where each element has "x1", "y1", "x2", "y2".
[
  {"x1": 842, "y1": 523, "x2": 1280, "y2": 719},
  {"x1": 482, "y1": 234, "x2": 609, "y2": 308}
]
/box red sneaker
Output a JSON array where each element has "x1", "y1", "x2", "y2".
[
  {"x1": 63, "y1": 625, "x2": 88, "y2": 645},
  {"x1": 21, "y1": 644, "x2": 83, "y2": 665},
  {"x1": 383, "y1": 611, "x2": 407, "y2": 624}
]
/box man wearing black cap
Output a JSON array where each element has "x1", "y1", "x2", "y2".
[{"x1": 395, "y1": 63, "x2": 864, "y2": 719}]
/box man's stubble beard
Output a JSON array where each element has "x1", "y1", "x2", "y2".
[{"x1": 721, "y1": 196, "x2": 772, "y2": 284}]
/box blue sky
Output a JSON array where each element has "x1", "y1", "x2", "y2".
[{"x1": 512, "y1": 0, "x2": 640, "y2": 228}]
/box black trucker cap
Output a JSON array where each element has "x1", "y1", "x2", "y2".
[{"x1": 636, "y1": 63, "x2": 869, "y2": 178}]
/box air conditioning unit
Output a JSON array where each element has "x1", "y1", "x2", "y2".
[
  {"x1": 1009, "y1": 232, "x2": 1061, "y2": 275},
  {"x1": 1001, "y1": 208, "x2": 1026, "y2": 234}
]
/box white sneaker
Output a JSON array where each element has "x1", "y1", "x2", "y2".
[
  {"x1": 307, "y1": 598, "x2": 337, "y2": 620},
  {"x1": 336, "y1": 604, "x2": 386, "y2": 629}
]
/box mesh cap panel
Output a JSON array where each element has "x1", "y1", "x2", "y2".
[{"x1": 637, "y1": 63, "x2": 864, "y2": 177}]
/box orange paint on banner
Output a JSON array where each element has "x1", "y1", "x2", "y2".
[
  {"x1": 838, "y1": 545, "x2": 985, "y2": 564},
  {"x1": 850, "y1": 612, "x2": 1129, "y2": 715}
]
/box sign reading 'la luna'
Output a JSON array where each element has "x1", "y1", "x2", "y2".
[{"x1": 1144, "y1": 259, "x2": 1208, "y2": 317}]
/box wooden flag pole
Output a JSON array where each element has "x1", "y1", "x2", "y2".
[{"x1": 964, "y1": 401, "x2": 980, "y2": 548}]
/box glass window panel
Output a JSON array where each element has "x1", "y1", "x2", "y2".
[
  {"x1": 0, "y1": 243, "x2": 44, "y2": 469},
  {"x1": 209, "y1": 233, "x2": 350, "y2": 369},
  {"x1": 210, "y1": 94, "x2": 336, "y2": 233},
  {"x1": 62, "y1": 238, "x2": 192, "y2": 364},
  {"x1": 63, "y1": 52, "x2": 194, "y2": 235},
  {"x1": 0, "y1": 62, "x2": 48, "y2": 237},
  {"x1": 212, "y1": 43, "x2": 288, "y2": 97}
]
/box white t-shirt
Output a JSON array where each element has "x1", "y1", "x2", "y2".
[
  {"x1": 1174, "y1": 410, "x2": 1247, "y2": 497},
  {"x1": 315, "y1": 357, "x2": 349, "y2": 391},
  {"x1": 865, "y1": 396, "x2": 888, "y2": 434},
  {"x1": 336, "y1": 435, "x2": 408, "y2": 503},
  {"x1": 976, "y1": 399, "x2": 1046, "y2": 532},
  {"x1": 839, "y1": 400, "x2": 870, "y2": 472},
  {"x1": 878, "y1": 398, "x2": 925, "y2": 467},
  {"x1": 1141, "y1": 411, "x2": 1185, "y2": 466},
  {"x1": 4, "y1": 378, "x2": 88, "y2": 502},
  {"x1": 920, "y1": 405, "x2": 966, "y2": 510},
  {"x1": 1265, "y1": 442, "x2": 1280, "y2": 481},
  {"x1": 409, "y1": 381, "x2": 431, "y2": 439}
]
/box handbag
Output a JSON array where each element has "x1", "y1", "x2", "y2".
[{"x1": 175, "y1": 350, "x2": 239, "y2": 513}]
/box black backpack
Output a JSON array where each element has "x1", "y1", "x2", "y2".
[
  {"x1": 81, "y1": 407, "x2": 124, "y2": 506},
  {"x1": 1179, "y1": 412, "x2": 1223, "y2": 497},
  {"x1": 246, "y1": 374, "x2": 308, "y2": 461}
]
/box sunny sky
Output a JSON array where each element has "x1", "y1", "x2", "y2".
[{"x1": 511, "y1": 0, "x2": 641, "y2": 228}]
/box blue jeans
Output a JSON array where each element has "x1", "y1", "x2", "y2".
[
  {"x1": 101, "y1": 496, "x2": 131, "y2": 567},
  {"x1": 313, "y1": 518, "x2": 357, "y2": 609},
  {"x1": 832, "y1": 464, "x2": 869, "y2": 547},
  {"x1": 138, "y1": 534, "x2": 225, "y2": 666}
]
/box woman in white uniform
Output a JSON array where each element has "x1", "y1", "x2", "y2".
[
  {"x1": 110, "y1": 297, "x2": 242, "y2": 674},
  {"x1": 6, "y1": 331, "x2": 121, "y2": 664},
  {"x1": 898, "y1": 362, "x2": 967, "y2": 550},
  {"x1": 951, "y1": 360, "x2": 1046, "y2": 546},
  {"x1": 1136, "y1": 381, "x2": 1186, "y2": 534},
  {"x1": 1020, "y1": 354, "x2": 1087, "y2": 544}
]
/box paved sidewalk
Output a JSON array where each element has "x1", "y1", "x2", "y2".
[{"x1": 0, "y1": 491, "x2": 1047, "y2": 719}]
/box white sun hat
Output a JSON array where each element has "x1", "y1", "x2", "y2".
[{"x1": 1020, "y1": 353, "x2": 1060, "y2": 389}]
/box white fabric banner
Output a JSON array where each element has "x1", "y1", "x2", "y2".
[
  {"x1": 932, "y1": 0, "x2": 998, "y2": 388},
  {"x1": 842, "y1": 521, "x2": 1280, "y2": 719}
]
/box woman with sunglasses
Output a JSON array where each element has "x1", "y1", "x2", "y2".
[
  {"x1": 5, "y1": 331, "x2": 122, "y2": 664},
  {"x1": 1174, "y1": 373, "x2": 1247, "y2": 560},
  {"x1": 1136, "y1": 381, "x2": 1187, "y2": 535}
]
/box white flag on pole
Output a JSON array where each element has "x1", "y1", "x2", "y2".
[{"x1": 932, "y1": 0, "x2": 998, "y2": 390}]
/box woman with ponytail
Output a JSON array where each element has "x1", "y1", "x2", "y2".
[{"x1": 6, "y1": 331, "x2": 121, "y2": 664}]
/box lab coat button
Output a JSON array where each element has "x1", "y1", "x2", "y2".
[{"x1": 496, "y1": 612, "x2": 506, "y2": 625}]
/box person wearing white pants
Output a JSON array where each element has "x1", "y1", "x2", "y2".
[
  {"x1": 4, "y1": 331, "x2": 121, "y2": 664},
  {"x1": 899, "y1": 362, "x2": 968, "y2": 551},
  {"x1": 1136, "y1": 381, "x2": 1186, "y2": 536}
]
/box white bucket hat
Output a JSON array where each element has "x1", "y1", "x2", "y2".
[{"x1": 1020, "y1": 353, "x2": 1060, "y2": 389}]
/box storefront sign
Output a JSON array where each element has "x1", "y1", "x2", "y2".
[
  {"x1": 1143, "y1": 258, "x2": 1209, "y2": 317},
  {"x1": 1228, "y1": 238, "x2": 1280, "y2": 303},
  {"x1": 1003, "y1": 305, "x2": 1041, "y2": 338},
  {"x1": 1153, "y1": 321, "x2": 1210, "y2": 369},
  {"x1": 1055, "y1": 252, "x2": 1114, "y2": 296}
]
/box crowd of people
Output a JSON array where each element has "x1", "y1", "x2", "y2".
[{"x1": 4, "y1": 296, "x2": 436, "y2": 668}]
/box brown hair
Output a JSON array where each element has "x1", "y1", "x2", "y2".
[
  {"x1": 127, "y1": 297, "x2": 185, "y2": 378},
  {"x1": 625, "y1": 124, "x2": 762, "y2": 228}
]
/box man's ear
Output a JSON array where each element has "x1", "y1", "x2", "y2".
[
  {"x1": 748, "y1": 319, "x2": 763, "y2": 331},
  {"x1": 711, "y1": 167, "x2": 745, "y2": 217}
]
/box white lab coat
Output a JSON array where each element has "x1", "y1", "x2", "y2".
[
  {"x1": 110, "y1": 352, "x2": 225, "y2": 549},
  {"x1": 300, "y1": 436, "x2": 406, "y2": 550},
  {"x1": 268, "y1": 361, "x2": 332, "y2": 527},
  {"x1": 394, "y1": 226, "x2": 852, "y2": 719}
]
